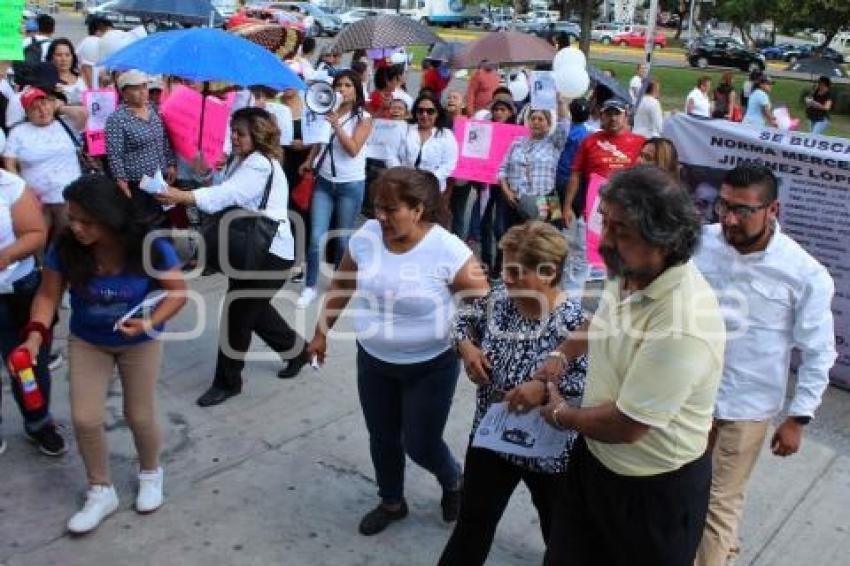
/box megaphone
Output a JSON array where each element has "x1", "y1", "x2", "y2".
[{"x1": 305, "y1": 81, "x2": 342, "y2": 114}]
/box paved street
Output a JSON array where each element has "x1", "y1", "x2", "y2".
[{"x1": 2, "y1": 12, "x2": 850, "y2": 566}]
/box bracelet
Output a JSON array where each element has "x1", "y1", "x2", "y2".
[
  {"x1": 547, "y1": 350, "x2": 567, "y2": 363},
  {"x1": 551, "y1": 401, "x2": 569, "y2": 430},
  {"x1": 20, "y1": 321, "x2": 52, "y2": 348}
]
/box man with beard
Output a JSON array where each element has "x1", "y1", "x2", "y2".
[
  {"x1": 693, "y1": 164, "x2": 836, "y2": 566},
  {"x1": 532, "y1": 165, "x2": 726, "y2": 565}
]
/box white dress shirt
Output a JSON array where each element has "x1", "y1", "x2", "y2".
[
  {"x1": 633, "y1": 95, "x2": 663, "y2": 138},
  {"x1": 694, "y1": 223, "x2": 836, "y2": 420},
  {"x1": 686, "y1": 87, "x2": 712, "y2": 117},
  {"x1": 387, "y1": 125, "x2": 458, "y2": 192},
  {"x1": 193, "y1": 152, "x2": 294, "y2": 261}
]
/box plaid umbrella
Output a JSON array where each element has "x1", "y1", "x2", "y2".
[
  {"x1": 332, "y1": 15, "x2": 441, "y2": 51},
  {"x1": 231, "y1": 22, "x2": 304, "y2": 61},
  {"x1": 454, "y1": 31, "x2": 556, "y2": 68}
]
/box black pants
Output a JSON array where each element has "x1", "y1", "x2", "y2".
[
  {"x1": 212, "y1": 253, "x2": 302, "y2": 391},
  {"x1": 439, "y1": 446, "x2": 561, "y2": 566},
  {"x1": 544, "y1": 437, "x2": 712, "y2": 566}
]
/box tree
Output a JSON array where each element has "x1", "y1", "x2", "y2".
[
  {"x1": 776, "y1": 0, "x2": 850, "y2": 48},
  {"x1": 715, "y1": 0, "x2": 771, "y2": 46}
]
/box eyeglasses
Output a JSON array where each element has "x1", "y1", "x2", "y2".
[
  {"x1": 713, "y1": 199, "x2": 769, "y2": 220},
  {"x1": 415, "y1": 107, "x2": 437, "y2": 115}
]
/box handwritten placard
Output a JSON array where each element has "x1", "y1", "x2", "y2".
[
  {"x1": 159, "y1": 85, "x2": 232, "y2": 167},
  {"x1": 0, "y1": 1, "x2": 24, "y2": 61},
  {"x1": 585, "y1": 173, "x2": 607, "y2": 271},
  {"x1": 366, "y1": 118, "x2": 407, "y2": 160},
  {"x1": 530, "y1": 71, "x2": 557, "y2": 112},
  {"x1": 450, "y1": 118, "x2": 529, "y2": 185},
  {"x1": 83, "y1": 89, "x2": 117, "y2": 156}
]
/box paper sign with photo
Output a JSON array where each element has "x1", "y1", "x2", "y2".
[
  {"x1": 472, "y1": 402, "x2": 569, "y2": 460},
  {"x1": 462, "y1": 121, "x2": 493, "y2": 160},
  {"x1": 301, "y1": 110, "x2": 333, "y2": 145},
  {"x1": 366, "y1": 119, "x2": 407, "y2": 160},
  {"x1": 530, "y1": 71, "x2": 557, "y2": 112}
]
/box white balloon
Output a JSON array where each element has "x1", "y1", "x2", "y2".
[
  {"x1": 508, "y1": 73, "x2": 530, "y2": 102},
  {"x1": 553, "y1": 48, "x2": 586, "y2": 73},
  {"x1": 554, "y1": 68, "x2": 590, "y2": 98}
]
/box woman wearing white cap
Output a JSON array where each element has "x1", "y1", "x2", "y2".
[{"x1": 105, "y1": 70, "x2": 176, "y2": 224}]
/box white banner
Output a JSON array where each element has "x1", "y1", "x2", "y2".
[{"x1": 664, "y1": 114, "x2": 850, "y2": 388}]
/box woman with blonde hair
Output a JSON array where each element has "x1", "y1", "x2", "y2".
[
  {"x1": 158, "y1": 107, "x2": 306, "y2": 407},
  {"x1": 440, "y1": 221, "x2": 587, "y2": 565}
]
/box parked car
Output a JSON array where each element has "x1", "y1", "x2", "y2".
[
  {"x1": 226, "y1": 6, "x2": 306, "y2": 32},
  {"x1": 483, "y1": 14, "x2": 511, "y2": 31},
  {"x1": 687, "y1": 36, "x2": 765, "y2": 72},
  {"x1": 530, "y1": 20, "x2": 581, "y2": 41},
  {"x1": 612, "y1": 29, "x2": 667, "y2": 49},
  {"x1": 592, "y1": 22, "x2": 633, "y2": 44},
  {"x1": 263, "y1": 2, "x2": 342, "y2": 36},
  {"x1": 760, "y1": 43, "x2": 798, "y2": 60},
  {"x1": 88, "y1": 0, "x2": 223, "y2": 31},
  {"x1": 338, "y1": 9, "x2": 381, "y2": 26},
  {"x1": 786, "y1": 45, "x2": 846, "y2": 64}
]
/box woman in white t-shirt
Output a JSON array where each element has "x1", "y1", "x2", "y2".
[
  {"x1": 307, "y1": 167, "x2": 489, "y2": 535},
  {"x1": 3, "y1": 87, "x2": 84, "y2": 239},
  {"x1": 0, "y1": 169, "x2": 65, "y2": 456},
  {"x1": 297, "y1": 70, "x2": 373, "y2": 308},
  {"x1": 686, "y1": 76, "x2": 712, "y2": 118},
  {"x1": 48, "y1": 38, "x2": 87, "y2": 106}
]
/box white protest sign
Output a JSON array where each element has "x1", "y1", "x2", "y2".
[
  {"x1": 461, "y1": 121, "x2": 493, "y2": 160},
  {"x1": 530, "y1": 71, "x2": 557, "y2": 112},
  {"x1": 366, "y1": 119, "x2": 407, "y2": 160},
  {"x1": 301, "y1": 109, "x2": 332, "y2": 145}
]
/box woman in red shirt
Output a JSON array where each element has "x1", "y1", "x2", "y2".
[{"x1": 367, "y1": 65, "x2": 403, "y2": 118}]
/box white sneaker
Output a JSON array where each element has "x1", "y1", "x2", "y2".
[
  {"x1": 136, "y1": 467, "x2": 164, "y2": 513},
  {"x1": 67, "y1": 485, "x2": 119, "y2": 534},
  {"x1": 296, "y1": 287, "x2": 318, "y2": 309}
]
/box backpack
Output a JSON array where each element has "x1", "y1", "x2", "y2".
[{"x1": 23, "y1": 38, "x2": 47, "y2": 65}]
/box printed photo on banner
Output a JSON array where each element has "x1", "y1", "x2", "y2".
[
  {"x1": 301, "y1": 109, "x2": 333, "y2": 145},
  {"x1": 160, "y1": 85, "x2": 232, "y2": 168},
  {"x1": 530, "y1": 71, "x2": 557, "y2": 112},
  {"x1": 450, "y1": 118, "x2": 529, "y2": 185},
  {"x1": 663, "y1": 113, "x2": 850, "y2": 389},
  {"x1": 366, "y1": 118, "x2": 407, "y2": 161}
]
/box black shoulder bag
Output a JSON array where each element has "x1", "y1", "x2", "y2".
[
  {"x1": 203, "y1": 156, "x2": 280, "y2": 275},
  {"x1": 56, "y1": 117, "x2": 106, "y2": 175}
]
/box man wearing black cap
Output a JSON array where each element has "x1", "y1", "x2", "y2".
[{"x1": 562, "y1": 97, "x2": 644, "y2": 293}]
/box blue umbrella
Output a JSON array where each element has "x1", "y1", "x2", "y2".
[{"x1": 102, "y1": 28, "x2": 305, "y2": 91}]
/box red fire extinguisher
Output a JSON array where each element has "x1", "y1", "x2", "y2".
[{"x1": 8, "y1": 348, "x2": 44, "y2": 412}]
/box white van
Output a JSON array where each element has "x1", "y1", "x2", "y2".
[{"x1": 211, "y1": 0, "x2": 239, "y2": 18}]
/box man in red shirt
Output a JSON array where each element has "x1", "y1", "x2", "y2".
[
  {"x1": 421, "y1": 59, "x2": 450, "y2": 99},
  {"x1": 465, "y1": 61, "x2": 500, "y2": 115},
  {"x1": 562, "y1": 97, "x2": 644, "y2": 293}
]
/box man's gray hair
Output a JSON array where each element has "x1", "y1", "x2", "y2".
[{"x1": 601, "y1": 165, "x2": 701, "y2": 267}]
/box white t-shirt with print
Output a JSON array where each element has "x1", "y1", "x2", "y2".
[
  {"x1": 349, "y1": 220, "x2": 473, "y2": 364},
  {"x1": 3, "y1": 121, "x2": 82, "y2": 204},
  {"x1": 0, "y1": 171, "x2": 36, "y2": 291}
]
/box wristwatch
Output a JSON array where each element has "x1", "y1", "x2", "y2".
[{"x1": 792, "y1": 416, "x2": 811, "y2": 426}]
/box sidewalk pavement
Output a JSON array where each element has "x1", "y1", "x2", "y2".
[{"x1": 2, "y1": 275, "x2": 849, "y2": 566}]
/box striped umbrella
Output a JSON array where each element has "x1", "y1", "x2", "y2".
[
  {"x1": 332, "y1": 15, "x2": 441, "y2": 52},
  {"x1": 455, "y1": 31, "x2": 556, "y2": 68},
  {"x1": 230, "y1": 22, "x2": 304, "y2": 61}
]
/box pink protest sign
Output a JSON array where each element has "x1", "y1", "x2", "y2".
[
  {"x1": 160, "y1": 85, "x2": 233, "y2": 167},
  {"x1": 585, "y1": 174, "x2": 607, "y2": 271},
  {"x1": 450, "y1": 118, "x2": 529, "y2": 185},
  {"x1": 83, "y1": 89, "x2": 118, "y2": 156}
]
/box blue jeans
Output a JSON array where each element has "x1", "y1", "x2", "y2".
[
  {"x1": 0, "y1": 270, "x2": 52, "y2": 433},
  {"x1": 356, "y1": 343, "x2": 461, "y2": 504},
  {"x1": 306, "y1": 176, "x2": 365, "y2": 287},
  {"x1": 810, "y1": 119, "x2": 829, "y2": 136}
]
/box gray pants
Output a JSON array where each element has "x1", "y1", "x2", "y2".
[{"x1": 562, "y1": 218, "x2": 589, "y2": 299}]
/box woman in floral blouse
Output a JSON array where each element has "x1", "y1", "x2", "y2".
[{"x1": 439, "y1": 221, "x2": 587, "y2": 565}]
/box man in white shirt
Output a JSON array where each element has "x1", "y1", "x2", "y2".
[
  {"x1": 628, "y1": 63, "x2": 646, "y2": 104},
  {"x1": 693, "y1": 164, "x2": 836, "y2": 566},
  {"x1": 632, "y1": 79, "x2": 663, "y2": 138}
]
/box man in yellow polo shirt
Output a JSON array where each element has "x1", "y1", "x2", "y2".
[{"x1": 541, "y1": 165, "x2": 726, "y2": 565}]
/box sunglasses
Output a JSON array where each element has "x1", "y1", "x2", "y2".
[{"x1": 415, "y1": 107, "x2": 437, "y2": 115}]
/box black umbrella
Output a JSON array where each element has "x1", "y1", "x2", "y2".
[
  {"x1": 426, "y1": 41, "x2": 463, "y2": 66},
  {"x1": 107, "y1": 0, "x2": 224, "y2": 27},
  {"x1": 587, "y1": 64, "x2": 632, "y2": 103},
  {"x1": 333, "y1": 15, "x2": 440, "y2": 51},
  {"x1": 786, "y1": 57, "x2": 848, "y2": 79}
]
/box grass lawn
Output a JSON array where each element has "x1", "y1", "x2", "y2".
[{"x1": 589, "y1": 60, "x2": 850, "y2": 139}]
